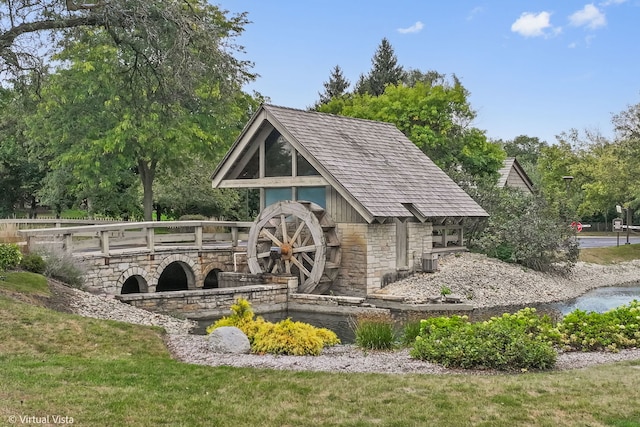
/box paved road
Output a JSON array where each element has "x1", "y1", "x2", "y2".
[{"x1": 578, "y1": 235, "x2": 640, "y2": 248}]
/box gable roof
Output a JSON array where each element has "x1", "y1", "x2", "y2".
[
  {"x1": 212, "y1": 104, "x2": 488, "y2": 222},
  {"x1": 497, "y1": 157, "x2": 534, "y2": 193}
]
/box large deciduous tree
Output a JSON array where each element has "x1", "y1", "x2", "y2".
[{"x1": 20, "y1": 2, "x2": 256, "y2": 220}]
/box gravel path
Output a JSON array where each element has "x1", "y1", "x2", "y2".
[{"x1": 56, "y1": 253, "x2": 640, "y2": 374}]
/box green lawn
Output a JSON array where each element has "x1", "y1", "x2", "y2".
[
  {"x1": 1, "y1": 276, "x2": 640, "y2": 426},
  {"x1": 579, "y1": 243, "x2": 640, "y2": 264}
]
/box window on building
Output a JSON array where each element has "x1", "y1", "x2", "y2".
[
  {"x1": 296, "y1": 152, "x2": 320, "y2": 176},
  {"x1": 265, "y1": 187, "x2": 294, "y2": 207},
  {"x1": 264, "y1": 130, "x2": 292, "y2": 177},
  {"x1": 297, "y1": 187, "x2": 326, "y2": 208}
]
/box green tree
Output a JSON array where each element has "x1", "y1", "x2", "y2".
[
  {"x1": 28, "y1": 16, "x2": 255, "y2": 220},
  {"x1": 0, "y1": 85, "x2": 48, "y2": 217},
  {"x1": 317, "y1": 65, "x2": 350, "y2": 105},
  {"x1": 154, "y1": 155, "x2": 245, "y2": 220},
  {"x1": 612, "y1": 102, "x2": 640, "y2": 214},
  {"x1": 354, "y1": 38, "x2": 404, "y2": 96}
]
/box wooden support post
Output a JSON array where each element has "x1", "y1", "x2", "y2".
[
  {"x1": 195, "y1": 225, "x2": 203, "y2": 249},
  {"x1": 64, "y1": 233, "x2": 73, "y2": 253},
  {"x1": 100, "y1": 231, "x2": 109, "y2": 256},
  {"x1": 442, "y1": 227, "x2": 447, "y2": 247},
  {"x1": 146, "y1": 228, "x2": 155, "y2": 253},
  {"x1": 231, "y1": 226, "x2": 238, "y2": 247}
]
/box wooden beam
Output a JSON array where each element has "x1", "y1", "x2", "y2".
[{"x1": 218, "y1": 176, "x2": 328, "y2": 189}]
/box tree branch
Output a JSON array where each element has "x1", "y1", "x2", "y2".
[{"x1": 1, "y1": 15, "x2": 104, "y2": 50}]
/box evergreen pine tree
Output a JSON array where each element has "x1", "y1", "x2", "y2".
[
  {"x1": 355, "y1": 38, "x2": 404, "y2": 96},
  {"x1": 318, "y1": 65, "x2": 350, "y2": 104}
]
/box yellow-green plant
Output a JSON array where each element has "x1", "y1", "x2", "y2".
[
  {"x1": 252, "y1": 318, "x2": 339, "y2": 356},
  {"x1": 207, "y1": 298, "x2": 339, "y2": 355}
]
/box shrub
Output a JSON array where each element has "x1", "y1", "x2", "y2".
[
  {"x1": 0, "y1": 243, "x2": 22, "y2": 271},
  {"x1": 557, "y1": 301, "x2": 640, "y2": 352},
  {"x1": 411, "y1": 309, "x2": 557, "y2": 371},
  {"x1": 252, "y1": 318, "x2": 339, "y2": 356},
  {"x1": 207, "y1": 298, "x2": 340, "y2": 355},
  {"x1": 20, "y1": 253, "x2": 46, "y2": 274},
  {"x1": 353, "y1": 313, "x2": 396, "y2": 350},
  {"x1": 38, "y1": 249, "x2": 85, "y2": 288}
]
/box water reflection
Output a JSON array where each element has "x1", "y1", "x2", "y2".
[{"x1": 551, "y1": 285, "x2": 640, "y2": 315}]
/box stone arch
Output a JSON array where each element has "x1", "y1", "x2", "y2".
[
  {"x1": 116, "y1": 267, "x2": 151, "y2": 294},
  {"x1": 155, "y1": 254, "x2": 197, "y2": 292},
  {"x1": 203, "y1": 262, "x2": 226, "y2": 289}
]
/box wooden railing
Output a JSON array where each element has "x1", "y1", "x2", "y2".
[
  {"x1": 432, "y1": 224, "x2": 464, "y2": 248},
  {"x1": 18, "y1": 221, "x2": 253, "y2": 256}
]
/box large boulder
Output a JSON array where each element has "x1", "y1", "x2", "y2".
[{"x1": 207, "y1": 326, "x2": 251, "y2": 354}]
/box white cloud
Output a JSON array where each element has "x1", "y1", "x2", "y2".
[
  {"x1": 600, "y1": 0, "x2": 626, "y2": 6},
  {"x1": 568, "y1": 41, "x2": 578, "y2": 48},
  {"x1": 569, "y1": 4, "x2": 606, "y2": 29},
  {"x1": 511, "y1": 11, "x2": 554, "y2": 37},
  {"x1": 397, "y1": 21, "x2": 424, "y2": 34}
]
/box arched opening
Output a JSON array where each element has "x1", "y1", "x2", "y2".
[
  {"x1": 203, "y1": 268, "x2": 222, "y2": 289},
  {"x1": 157, "y1": 262, "x2": 190, "y2": 292},
  {"x1": 120, "y1": 275, "x2": 148, "y2": 294}
]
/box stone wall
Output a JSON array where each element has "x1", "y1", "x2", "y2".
[
  {"x1": 332, "y1": 221, "x2": 433, "y2": 297},
  {"x1": 407, "y1": 221, "x2": 433, "y2": 270},
  {"x1": 78, "y1": 247, "x2": 246, "y2": 294},
  {"x1": 117, "y1": 282, "x2": 290, "y2": 319}
]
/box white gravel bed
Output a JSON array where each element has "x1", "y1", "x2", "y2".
[
  {"x1": 166, "y1": 333, "x2": 640, "y2": 374},
  {"x1": 60, "y1": 253, "x2": 640, "y2": 374},
  {"x1": 376, "y1": 252, "x2": 640, "y2": 308}
]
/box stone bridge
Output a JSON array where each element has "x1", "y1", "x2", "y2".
[{"x1": 18, "y1": 220, "x2": 253, "y2": 295}]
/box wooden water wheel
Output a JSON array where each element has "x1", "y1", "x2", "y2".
[{"x1": 246, "y1": 201, "x2": 341, "y2": 294}]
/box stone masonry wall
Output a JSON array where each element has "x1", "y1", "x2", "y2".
[
  {"x1": 332, "y1": 223, "x2": 368, "y2": 297},
  {"x1": 117, "y1": 282, "x2": 290, "y2": 319},
  {"x1": 407, "y1": 222, "x2": 433, "y2": 270},
  {"x1": 78, "y1": 248, "x2": 245, "y2": 294}
]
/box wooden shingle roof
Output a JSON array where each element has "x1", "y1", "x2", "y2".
[
  {"x1": 212, "y1": 104, "x2": 488, "y2": 222},
  {"x1": 497, "y1": 157, "x2": 534, "y2": 193}
]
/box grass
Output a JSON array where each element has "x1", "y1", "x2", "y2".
[
  {"x1": 1, "y1": 277, "x2": 640, "y2": 426},
  {"x1": 579, "y1": 243, "x2": 640, "y2": 264},
  {"x1": 0, "y1": 271, "x2": 50, "y2": 296}
]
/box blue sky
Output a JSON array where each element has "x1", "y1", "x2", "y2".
[{"x1": 217, "y1": 1, "x2": 639, "y2": 144}]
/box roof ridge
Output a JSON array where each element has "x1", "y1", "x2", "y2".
[{"x1": 263, "y1": 103, "x2": 399, "y2": 128}]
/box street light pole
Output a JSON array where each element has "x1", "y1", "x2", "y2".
[{"x1": 626, "y1": 207, "x2": 631, "y2": 245}]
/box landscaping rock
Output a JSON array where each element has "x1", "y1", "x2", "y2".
[{"x1": 207, "y1": 326, "x2": 251, "y2": 354}]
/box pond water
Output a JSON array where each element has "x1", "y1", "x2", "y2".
[
  {"x1": 550, "y1": 285, "x2": 640, "y2": 315},
  {"x1": 194, "y1": 310, "x2": 356, "y2": 343}
]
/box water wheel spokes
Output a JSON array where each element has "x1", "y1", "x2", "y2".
[{"x1": 247, "y1": 201, "x2": 341, "y2": 294}]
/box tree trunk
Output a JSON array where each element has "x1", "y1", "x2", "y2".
[{"x1": 138, "y1": 159, "x2": 156, "y2": 221}]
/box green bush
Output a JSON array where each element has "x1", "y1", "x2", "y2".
[
  {"x1": 20, "y1": 253, "x2": 46, "y2": 274},
  {"x1": 557, "y1": 301, "x2": 640, "y2": 352},
  {"x1": 353, "y1": 314, "x2": 396, "y2": 350},
  {"x1": 0, "y1": 243, "x2": 22, "y2": 271},
  {"x1": 207, "y1": 298, "x2": 340, "y2": 355},
  {"x1": 410, "y1": 309, "x2": 557, "y2": 371}
]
